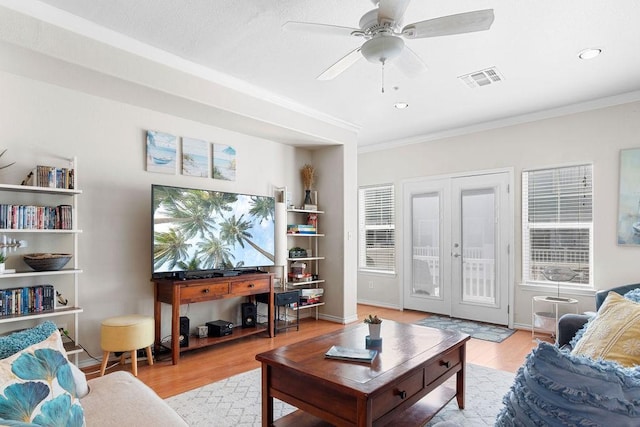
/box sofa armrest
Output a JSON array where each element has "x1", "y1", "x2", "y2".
[
  {"x1": 82, "y1": 371, "x2": 187, "y2": 426},
  {"x1": 557, "y1": 313, "x2": 592, "y2": 348}
]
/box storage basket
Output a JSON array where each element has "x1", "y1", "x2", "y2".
[{"x1": 533, "y1": 312, "x2": 555, "y2": 331}]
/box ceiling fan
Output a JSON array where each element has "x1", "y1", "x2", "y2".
[{"x1": 283, "y1": 0, "x2": 494, "y2": 81}]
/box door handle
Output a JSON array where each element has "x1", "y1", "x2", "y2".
[{"x1": 452, "y1": 253, "x2": 461, "y2": 258}]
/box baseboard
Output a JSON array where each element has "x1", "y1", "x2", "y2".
[{"x1": 356, "y1": 299, "x2": 401, "y2": 310}]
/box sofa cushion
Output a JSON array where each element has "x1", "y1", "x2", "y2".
[
  {"x1": 569, "y1": 289, "x2": 640, "y2": 349},
  {"x1": 0, "y1": 321, "x2": 58, "y2": 359},
  {"x1": 83, "y1": 371, "x2": 187, "y2": 426},
  {"x1": 571, "y1": 292, "x2": 640, "y2": 367},
  {"x1": 496, "y1": 341, "x2": 640, "y2": 426},
  {"x1": 0, "y1": 330, "x2": 85, "y2": 426}
]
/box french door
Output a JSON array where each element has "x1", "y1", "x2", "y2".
[{"x1": 402, "y1": 170, "x2": 512, "y2": 326}]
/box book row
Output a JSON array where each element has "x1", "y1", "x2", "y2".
[
  {"x1": 0, "y1": 204, "x2": 73, "y2": 230},
  {"x1": 0, "y1": 285, "x2": 56, "y2": 317},
  {"x1": 287, "y1": 224, "x2": 317, "y2": 234},
  {"x1": 22, "y1": 165, "x2": 75, "y2": 190}
]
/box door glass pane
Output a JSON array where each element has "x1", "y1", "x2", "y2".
[
  {"x1": 461, "y1": 189, "x2": 496, "y2": 304},
  {"x1": 412, "y1": 193, "x2": 440, "y2": 298}
]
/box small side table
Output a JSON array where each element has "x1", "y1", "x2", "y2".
[
  {"x1": 257, "y1": 289, "x2": 300, "y2": 335},
  {"x1": 532, "y1": 296, "x2": 579, "y2": 343}
]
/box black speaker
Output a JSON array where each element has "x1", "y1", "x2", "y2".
[
  {"x1": 241, "y1": 303, "x2": 257, "y2": 328},
  {"x1": 179, "y1": 316, "x2": 189, "y2": 347}
]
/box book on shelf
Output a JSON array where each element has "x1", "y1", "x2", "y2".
[
  {"x1": 299, "y1": 296, "x2": 322, "y2": 306},
  {"x1": 324, "y1": 345, "x2": 378, "y2": 363},
  {"x1": 0, "y1": 204, "x2": 72, "y2": 230},
  {"x1": 287, "y1": 224, "x2": 317, "y2": 234},
  {"x1": 21, "y1": 165, "x2": 75, "y2": 189},
  {"x1": 0, "y1": 284, "x2": 55, "y2": 316}
]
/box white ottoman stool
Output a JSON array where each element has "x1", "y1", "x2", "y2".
[{"x1": 100, "y1": 314, "x2": 154, "y2": 377}]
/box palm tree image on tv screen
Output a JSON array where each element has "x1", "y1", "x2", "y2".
[{"x1": 152, "y1": 185, "x2": 275, "y2": 274}]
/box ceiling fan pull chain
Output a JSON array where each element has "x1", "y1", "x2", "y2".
[{"x1": 381, "y1": 60, "x2": 385, "y2": 93}]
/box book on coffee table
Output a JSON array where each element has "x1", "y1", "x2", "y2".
[{"x1": 324, "y1": 345, "x2": 378, "y2": 363}]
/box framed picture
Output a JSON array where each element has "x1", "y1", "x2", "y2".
[
  {"x1": 212, "y1": 143, "x2": 236, "y2": 181},
  {"x1": 182, "y1": 137, "x2": 210, "y2": 177},
  {"x1": 617, "y1": 148, "x2": 640, "y2": 245},
  {"x1": 146, "y1": 130, "x2": 177, "y2": 174}
]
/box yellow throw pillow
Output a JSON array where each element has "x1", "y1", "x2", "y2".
[{"x1": 572, "y1": 292, "x2": 640, "y2": 367}]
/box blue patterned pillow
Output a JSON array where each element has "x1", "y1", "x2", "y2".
[
  {"x1": 0, "y1": 321, "x2": 58, "y2": 359},
  {"x1": 496, "y1": 342, "x2": 640, "y2": 426},
  {"x1": 0, "y1": 330, "x2": 84, "y2": 426},
  {"x1": 624, "y1": 288, "x2": 640, "y2": 303}
]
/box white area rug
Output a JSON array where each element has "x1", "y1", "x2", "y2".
[{"x1": 165, "y1": 363, "x2": 515, "y2": 426}]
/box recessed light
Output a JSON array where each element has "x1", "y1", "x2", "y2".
[
  {"x1": 394, "y1": 102, "x2": 409, "y2": 109},
  {"x1": 578, "y1": 48, "x2": 602, "y2": 60}
]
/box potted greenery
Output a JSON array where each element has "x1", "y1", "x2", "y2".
[{"x1": 364, "y1": 314, "x2": 382, "y2": 339}]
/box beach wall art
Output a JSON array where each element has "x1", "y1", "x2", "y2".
[
  {"x1": 617, "y1": 148, "x2": 640, "y2": 245},
  {"x1": 182, "y1": 137, "x2": 209, "y2": 177},
  {"x1": 146, "y1": 130, "x2": 177, "y2": 174},
  {"x1": 212, "y1": 143, "x2": 236, "y2": 181},
  {"x1": 145, "y1": 130, "x2": 237, "y2": 182}
]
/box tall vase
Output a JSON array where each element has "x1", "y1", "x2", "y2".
[{"x1": 304, "y1": 189, "x2": 312, "y2": 205}]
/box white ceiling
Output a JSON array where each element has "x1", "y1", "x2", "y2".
[{"x1": 3, "y1": 0, "x2": 640, "y2": 150}]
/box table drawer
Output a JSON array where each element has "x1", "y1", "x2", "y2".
[
  {"x1": 371, "y1": 368, "x2": 425, "y2": 419},
  {"x1": 231, "y1": 277, "x2": 270, "y2": 295},
  {"x1": 276, "y1": 290, "x2": 300, "y2": 306},
  {"x1": 180, "y1": 283, "x2": 229, "y2": 303},
  {"x1": 425, "y1": 347, "x2": 461, "y2": 385}
]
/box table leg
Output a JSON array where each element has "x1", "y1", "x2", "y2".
[
  {"x1": 154, "y1": 283, "x2": 161, "y2": 353},
  {"x1": 261, "y1": 364, "x2": 274, "y2": 427},
  {"x1": 171, "y1": 285, "x2": 180, "y2": 365},
  {"x1": 456, "y1": 345, "x2": 466, "y2": 409}
]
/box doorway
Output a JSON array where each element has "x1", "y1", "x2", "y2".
[{"x1": 402, "y1": 170, "x2": 513, "y2": 326}]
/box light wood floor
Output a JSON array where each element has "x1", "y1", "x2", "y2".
[{"x1": 85, "y1": 305, "x2": 545, "y2": 399}]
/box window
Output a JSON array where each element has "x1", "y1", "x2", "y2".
[
  {"x1": 522, "y1": 164, "x2": 593, "y2": 287},
  {"x1": 359, "y1": 185, "x2": 395, "y2": 273}
]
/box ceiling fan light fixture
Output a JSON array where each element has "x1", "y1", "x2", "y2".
[
  {"x1": 394, "y1": 102, "x2": 409, "y2": 109},
  {"x1": 578, "y1": 48, "x2": 602, "y2": 60},
  {"x1": 361, "y1": 35, "x2": 405, "y2": 64}
]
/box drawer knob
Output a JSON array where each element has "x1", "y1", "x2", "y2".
[
  {"x1": 395, "y1": 389, "x2": 407, "y2": 399},
  {"x1": 440, "y1": 360, "x2": 451, "y2": 368},
  {"x1": 202, "y1": 288, "x2": 210, "y2": 294},
  {"x1": 248, "y1": 283, "x2": 255, "y2": 288}
]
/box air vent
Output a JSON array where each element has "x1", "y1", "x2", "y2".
[{"x1": 458, "y1": 67, "x2": 504, "y2": 89}]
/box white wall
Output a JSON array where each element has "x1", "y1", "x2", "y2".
[
  {"x1": 358, "y1": 101, "x2": 640, "y2": 328},
  {"x1": 311, "y1": 145, "x2": 359, "y2": 324},
  {"x1": 0, "y1": 70, "x2": 322, "y2": 364}
]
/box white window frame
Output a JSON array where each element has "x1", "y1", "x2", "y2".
[
  {"x1": 358, "y1": 184, "x2": 395, "y2": 274},
  {"x1": 522, "y1": 164, "x2": 593, "y2": 289}
]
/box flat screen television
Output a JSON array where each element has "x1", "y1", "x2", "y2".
[{"x1": 151, "y1": 184, "x2": 275, "y2": 278}]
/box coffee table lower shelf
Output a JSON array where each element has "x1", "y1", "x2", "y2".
[{"x1": 273, "y1": 384, "x2": 456, "y2": 427}]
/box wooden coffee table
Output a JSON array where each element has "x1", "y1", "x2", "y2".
[{"x1": 255, "y1": 320, "x2": 470, "y2": 427}]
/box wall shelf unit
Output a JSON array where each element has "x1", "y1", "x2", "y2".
[
  {"x1": 284, "y1": 205, "x2": 325, "y2": 320},
  {"x1": 0, "y1": 158, "x2": 83, "y2": 362}
]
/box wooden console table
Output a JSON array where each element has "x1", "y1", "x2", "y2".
[
  {"x1": 256, "y1": 320, "x2": 469, "y2": 427},
  {"x1": 153, "y1": 273, "x2": 274, "y2": 364}
]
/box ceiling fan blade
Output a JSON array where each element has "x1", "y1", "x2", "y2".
[
  {"x1": 317, "y1": 47, "x2": 363, "y2": 80},
  {"x1": 378, "y1": 0, "x2": 411, "y2": 24},
  {"x1": 402, "y1": 9, "x2": 494, "y2": 39},
  {"x1": 393, "y1": 46, "x2": 428, "y2": 78},
  {"x1": 282, "y1": 21, "x2": 359, "y2": 38}
]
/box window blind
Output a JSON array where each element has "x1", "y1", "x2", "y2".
[
  {"x1": 522, "y1": 164, "x2": 593, "y2": 286},
  {"x1": 358, "y1": 185, "x2": 395, "y2": 273}
]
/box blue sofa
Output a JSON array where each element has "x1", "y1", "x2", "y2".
[{"x1": 496, "y1": 283, "x2": 640, "y2": 426}]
